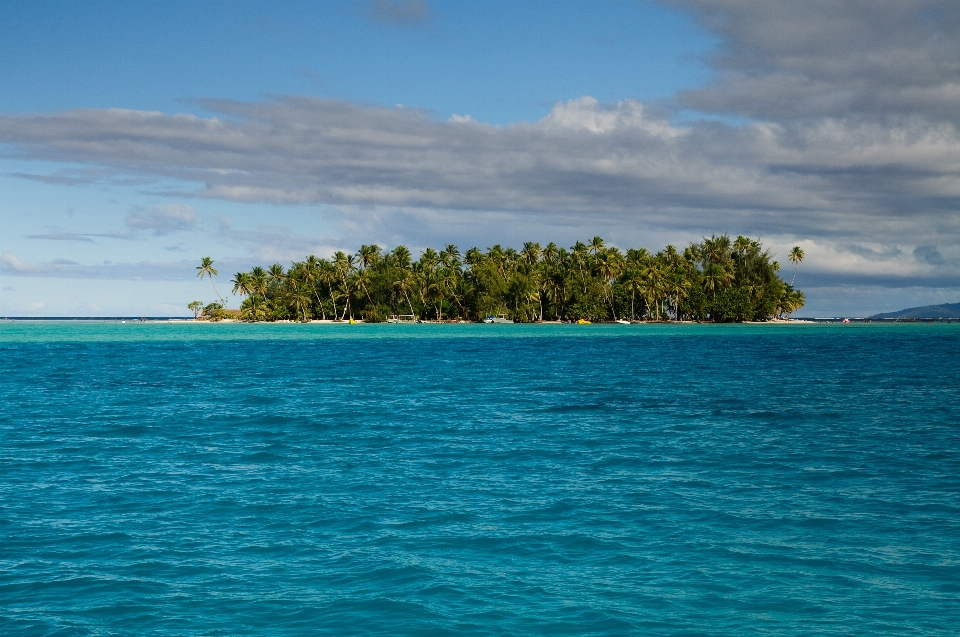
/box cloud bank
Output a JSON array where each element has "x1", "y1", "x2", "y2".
[
  {"x1": 671, "y1": 0, "x2": 960, "y2": 124},
  {"x1": 2, "y1": 96, "x2": 957, "y2": 242}
]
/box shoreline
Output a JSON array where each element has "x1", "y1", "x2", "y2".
[{"x1": 9, "y1": 317, "x2": 959, "y2": 325}]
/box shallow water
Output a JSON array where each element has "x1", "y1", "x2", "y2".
[{"x1": 2, "y1": 322, "x2": 959, "y2": 635}]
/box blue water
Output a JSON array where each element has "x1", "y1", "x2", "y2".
[{"x1": 2, "y1": 322, "x2": 959, "y2": 635}]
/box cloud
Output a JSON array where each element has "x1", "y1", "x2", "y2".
[
  {"x1": 3, "y1": 252, "x2": 32, "y2": 272},
  {"x1": 8, "y1": 172, "x2": 93, "y2": 186},
  {"x1": 366, "y1": 0, "x2": 431, "y2": 25},
  {"x1": 0, "y1": 96, "x2": 957, "y2": 250},
  {"x1": 25, "y1": 229, "x2": 96, "y2": 242},
  {"x1": 126, "y1": 204, "x2": 197, "y2": 235},
  {"x1": 218, "y1": 223, "x2": 346, "y2": 263},
  {"x1": 914, "y1": 244, "x2": 946, "y2": 265},
  {"x1": 0, "y1": 252, "x2": 245, "y2": 281},
  {"x1": 779, "y1": 238, "x2": 955, "y2": 280},
  {"x1": 669, "y1": 0, "x2": 960, "y2": 123},
  {"x1": 8, "y1": 166, "x2": 153, "y2": 187}
]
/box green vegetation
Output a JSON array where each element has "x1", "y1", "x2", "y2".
[
  {"x1": 196, "y1": 256, "x2": 224, "y2": 304},
  {"x1": 788, "y1": 246, "x2": 805, "y2": 285},
  {"x1": 194, "y1": 235, "x2": 805, "y2": 323}
]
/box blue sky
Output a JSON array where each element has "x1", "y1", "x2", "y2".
[
  {"x1": 1, "y1": 1, "x2": 711, "y2": 122},
  {"x1": 2, "y1": 1, "x2": 959, "y2": 316}
]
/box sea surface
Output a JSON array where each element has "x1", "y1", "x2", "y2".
[{"x1": 2, "y1": 322, "x2": 959, "y2": 635}]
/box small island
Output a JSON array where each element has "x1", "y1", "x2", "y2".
[{"x1": 192, "y1": 235, "x2": 805, "y2": 323}]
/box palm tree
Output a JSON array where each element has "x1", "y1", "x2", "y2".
[
  {"x1": 622, "y1": 267, "x2": 644, "y2": 320},
  {"x1": 588, "y1": 236, "x2": 605, "y2": 255},
  {"x1": 702, "y1": 262, "x2": 726, "y2": 304},
  {"x1": 464, "y1": 247, "x2": 483, "y2": 270},
  {"x1": 197, "y1": 257, "x2": 224, "y2": 304},
  {"x1": 392, "y1": 245, "x2": 412, "y2": 270},
  {"x1": 303, "y1": 255, "x2": 326, "y2": 317},
  {"x1": 393, "y1": 268, "x2": 417, "y2": 317},
  {"x1": 542, "y1": 242, "x2": 559, "y2": 267},
  {"x1": 290, "y1": 284, "x2": 313, "y2": 322},
  {"x1": 231, "y1": 272, "x2": 252, "y2": 301},
  {"x1": 644, "y1": 262, "x2": 667, "y2": 320},
  {"x1": 188, "y1": 300, "x2": 203, "y2": 319},
  {"x1": 249, "y1": 266, "x2": 268, "y2": 296},
  {"x1": 486, "y1": 244, "x2": 507, "y2": 280},
  {"x1": 419, "y1": 247, "x2": 439, "y2": 271},
  {"x1": 665, "y1": 273, "x2": 691, "y2": 321},
  {"x1": 426, "y1": 269, "x2": 445, "y2": 320},
  {"x1": 788, "y1": 246, "x2": 804, "y2": 285},
  {"x1": 521, "y1": 242, "x2": 542, "y2": 265},
  {"x1": 354, "y1": 267, "x2": 374, "y2": 306},
  {"x1": 240, "y1": 293, "x2": 269, "y2": 322},
  {"x1": 571, "y1": 241, "x2": 589, "y2": 293},
  {"x1": 702, "y1": 235, "x2": 731, "y2": 268},
  {"x1": 357, "y1": 244, "x2": 381, "y2": 269},
  {"x1": 506, "y1": 272, "x2": 537, "y2": 321},
  {"x1": 596, "y1": 247, "x2": 623, "y2": 319},
  {"x1": 268, "y1": 263, "x2": 286, "y2": 291},
  {"x1": 733, "y1": 235, "x2": 751, "y2": 260},
  {"x1": 332, "y1": 252, "x2": 356, "y2": 319}
]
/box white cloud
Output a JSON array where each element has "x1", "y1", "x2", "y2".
[
  {"x1": 2, "y1": 252, "x2": 41, "y2": 273},
  {"x1": 2, "y1": 96, "x2": 957, "y2": 245},
  {"x1": 126, "y1": 204, "x2": 197, "y2": 235},
  {"x1": 670, "y1": 0, "x2": 960, "y2": 124},
  {"x1": 0, "y1": 252, "x2": 221, "y2": 281}
]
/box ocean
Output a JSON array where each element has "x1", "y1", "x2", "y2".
[{"x1": 2, "y1": 322, "x2": 959, "y2": 635}]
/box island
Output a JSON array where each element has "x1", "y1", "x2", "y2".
[{"x1": 191, "y1": 235, "x2": 806, "y2": 323}]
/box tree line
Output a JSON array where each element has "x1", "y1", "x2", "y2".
[{"x1": 192, "y1": 235, "x2": 806, "y2": 323}]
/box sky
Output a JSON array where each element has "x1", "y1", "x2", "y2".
[{"x1": 1, "y1": 0, "x2": 959, "y2": 317}]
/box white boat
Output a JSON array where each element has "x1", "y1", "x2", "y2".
[
  {"x1": 615, "y1": 319, "x2": 631, "y2": 325},
  {"x1": 483, "y1": 314, "x2": 513, "y2": 324},
  {"x1": 387, "y1": 314, "x2": 419, "y2": 324}
]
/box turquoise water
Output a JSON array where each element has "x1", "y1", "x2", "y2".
[{"x1": 2, "y1": 322, "x2": 959, "y2": 635}]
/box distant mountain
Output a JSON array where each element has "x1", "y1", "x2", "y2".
[{"x1": 870, "y1": 302, "x2": 960, "y2": 319}]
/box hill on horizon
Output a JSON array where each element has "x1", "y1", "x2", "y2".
[{"x1": 870, "y1": 302, "x2": 960, "y2": 319}]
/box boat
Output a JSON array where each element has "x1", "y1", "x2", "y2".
[
  {"x1": 615, "y1": 319, "x2": 630, "y2": 325},
  {"x1": 483, "y1": 314, "x2": 513, "y2": 324},
  {"x1": 387, "y1": 314, "x2": 419, "y2": 324},
  {"x1": 577, "y1": 319, "x2": 591, "y2": 324}
]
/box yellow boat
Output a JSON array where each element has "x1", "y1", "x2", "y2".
[{"x1": 577, "y1": 319, "x2": 591, "y2": 324}]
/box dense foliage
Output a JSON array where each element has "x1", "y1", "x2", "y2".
[{"x1": 197, "y1": 235, "x2": 805, "y2": 322}]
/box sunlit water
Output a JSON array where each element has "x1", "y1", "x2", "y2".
[{"x1": 2, "y1": 322, "x2": 959, "y2": 635}]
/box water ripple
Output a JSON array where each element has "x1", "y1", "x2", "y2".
[{"x1": 1, "y1": 323, "x2": 959, "y2": 635}]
